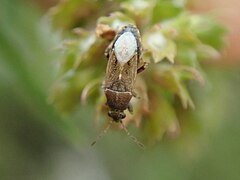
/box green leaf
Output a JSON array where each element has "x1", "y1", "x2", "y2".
[
  {"x1": 161, "y1": 13, "x2": 201, "y2": 44},
  {"x1": 121, "y1": 0, "x2": 155, "y2": 26},
  {"x1": 48, "y1": 0, "x2": 108, "y2": 29},
  {"x1": 142, "y1": 26, "x2": 176, "y2": 63},
  {"x1": 49, "y1": 0, "x2": 86, "y2": 29},
  {"x1": 189, "y1": 15, "x2": 227, "y2": 50},
  {"x1": 49, "y1": 69, "x2": 99, "y2": 112},
  {"x1": 97, "y1": 12, "x2": 135, "y2": 29},
  {"x1": 196, "y1": 44, "x2": 220, "y2": 60},
  {"x1": 154, "y1": 65, "x2": 196, "y2": 109},
  {"x1": 152, "y1": 0, "x2": 186, "y2": 23},
  {"x1": 144, "y1": 94, "x2": 179, "y2": 144},
  {"x1": 175, "y1": 66, "x2": 205, "y2": 85},
  {"x1": 121, "y1": 0, "x2": 154, "y2": 16}
]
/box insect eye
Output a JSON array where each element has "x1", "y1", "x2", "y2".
[
  {"x1": 105, "y1": 52, "x2": 109, "y2": 58},
  {"x1": 121, "y1": 113, "x2": 126, "y2": 119},
  {"x1": 108, "y1": 111, "x2": 112, "y2": 117}
]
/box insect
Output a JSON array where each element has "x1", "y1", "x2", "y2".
[
  {"x1": 104, "y1": 24, "x2": 146, "y2": 122},
  {"x1": 92, "y1": 24, "x2": 147, "y2": 148}
]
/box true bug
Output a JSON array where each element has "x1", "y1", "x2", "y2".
[
  {"x1": 103, "y1": 24, "x2": 147, "y2": 122},
  {"x1": 92, "y1": 24, "x2": 147, "y2": 148}
]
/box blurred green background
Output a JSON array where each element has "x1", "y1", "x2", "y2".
[{"x1": 0, "y1": 0, "x2": 240, "y2": 180}]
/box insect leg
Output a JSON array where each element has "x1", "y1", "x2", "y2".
[
  {"x1": 127, "y1": 103, "x2": 133, "y2": 114},
  {"x1": 91, "y1": 120, "x2": 112, "y2": 146},
  {"x1": 120, "y1": 120, "x2": 145, "y2": 149},
  {"x1": 132, "y1": 91, "x2": 139, "y2": 98},
  {"x1": 137, "y1": 62, "x2": 148, "y2": 74},
  {"x1": 104, "y1": 41, "x2": 114, "y2": 58}
]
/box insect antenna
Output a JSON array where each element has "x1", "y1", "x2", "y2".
[
  {"x1": 120, "y1": 120, "x2": 145, "y2": 149},
  {"x1": 91, "y1": 120, "x2": 112, "y2": 146}
]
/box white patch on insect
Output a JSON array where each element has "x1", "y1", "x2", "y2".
[
  {"x1": 114, "y1": 32, "x2": 137, "y2": 65},
  {"x1": 119, "y1": 73, "x2": 122, "y2": 80}
]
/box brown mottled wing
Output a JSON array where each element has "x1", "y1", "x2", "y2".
[
  {"x1": 104, "y1": 49, "x2": 121, "y2": 88},
  {"x1": 104, "y1": 50, "x2": 138, "y2": 93},
  {"x1": 121, "y1": 54, "x2": 138, "y2": 92}
]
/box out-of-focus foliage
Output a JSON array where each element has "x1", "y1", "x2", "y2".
[
  {"x1": 0, "y1": 0, "x2": 90, "y2": 176},
  {"x1": 48, "y1": 0, "x2": 226, "y2": 144},
  {"x1": 1, "y1": 0, "x2": 240, "y2": 180}
]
